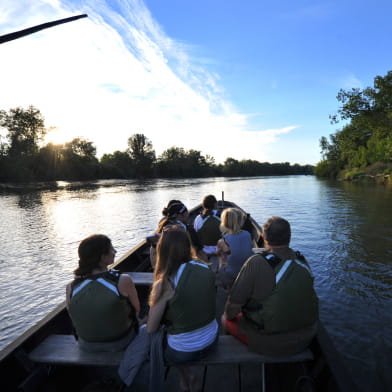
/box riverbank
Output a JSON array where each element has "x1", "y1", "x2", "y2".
[
  {"x1": 337, "y1": 162, "x2": 392, "y2": 185},
  {"x1": 341, "y1": 173, "x2": 392, "y2": 185}
]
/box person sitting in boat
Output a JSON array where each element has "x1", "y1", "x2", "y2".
[
  {"x1": 157, "y1": 200, "x2": 190, "y2": 232},
  {"x1": 66, "y1": 234, "x2": 140, "y2": 352},
  {"x1": 147, "y1": 229, "x2": 218, "y2": 391},
  {"x1": 216, "y1": 207, "x2": 254, "y2": 290},
  {"x1": 149, "y1": 200, "x2": 206, "y2": 267},
  {"x1": 193, "y1": 194, "x2": 222, "y2": 258},
  {"x1": 222, "y1": 216, "x2": 319, "y2": 356}
]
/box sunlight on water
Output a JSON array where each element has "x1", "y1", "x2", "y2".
[{"x1": 0, "y1": 176, "x2": 391, "y2": 391}]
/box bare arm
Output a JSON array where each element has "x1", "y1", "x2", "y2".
[
  {"x1": 147, "y1": 279, "x2": 174, "y2": 333},
  {"x1": 65, "y1": 282, "x2": 72, "y2": 310},
  {"x1": 118, "y1": 274, "x2": 141, "y2": 316},
  {"x1": 216, "y1": 238, "x2": 230, "y2": 268}
]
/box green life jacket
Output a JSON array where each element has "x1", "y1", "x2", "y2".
[
  {"x1": 68, "y1": 270, "x2": 135, "y2": 342},
  {"x1": 243, "y1": 251, "x2": 319, "y2": 334},
  {"x1": 164, "y1": 262, "x2": 216, "y2": 334},
  {"x1": 197, "y1": 214, "x2": 221, "y2": 246}
]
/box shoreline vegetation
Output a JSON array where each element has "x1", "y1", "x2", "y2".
[
  {"x1": 0, "y1": 107, "x2": 312, "y2": 183},
  {"x1": 314, "y1": 70, "x2": 392, "y2": 183},
  {"x1": 2, "y1": 69, "x2": 391, "y2": 186},
  {"x1": 338, "y1": 162, "x2": 392, "y2": 185}
]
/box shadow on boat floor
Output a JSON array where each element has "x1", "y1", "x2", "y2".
[{"x1": 48, "y1": 363, "x2": 306, "y2": 392}]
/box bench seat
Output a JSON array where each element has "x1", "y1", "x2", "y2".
[
  {"x1": 29, "y1": 334, "x2": 313, "y2": 367},
  {"x1": 29, "y1": 334, "x2": 313, "y2": 392},
  {"x1": 127, "y1": 272, "x2": 154, "y2": 286}
]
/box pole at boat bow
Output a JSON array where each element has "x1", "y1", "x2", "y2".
[{"x1": 0, "y1": 14, "x2": 88, "y2": 45}]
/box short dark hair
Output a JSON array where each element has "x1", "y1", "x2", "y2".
[
  {"x1": 74, "y1": 234, "x2": 112, "y2": 277},
  {"x1": 202, "y1": 194, "x2": 217, "y2": 209},
  {"x1": 201, "y1": 194, "x2": 217, "y2": 217},
  {"x1": 262, "y1": 217, "x2": 291, "y2": 246}
]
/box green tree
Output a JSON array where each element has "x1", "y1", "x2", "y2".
[
  {"x1": 127, "y1": 133, "x2": 155, "y2": 177},
  {"x1": 0, "y1": 106, "x2": 46, "y2": 157},
  {"x1": 59, "y1": 138, "x2": 99, "y2": 180},
  {"x1": 317, "y1": 70, "x2": 392, "y2": 177},
  {"x1": 156, "y1": 146, "x2": 186, "y2": 177},
  {"x1": 222, "y1": 157, "x2": 240, "y2": 176},
  {"x1": 36, "y1": 142, "x2": 62, "y2": 180},
  {"x1": 0, "y1": 106, "x2": 48, "y2": 180},
  {"x1": 100, "y1": 151, "x2": 135, "y2": 178}
]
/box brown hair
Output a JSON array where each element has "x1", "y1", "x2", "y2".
[
  {"x1": 74, "y1": 234, "x2": 112, "y2": 277},
  {"x1": 262, "y1": 216, "x2": 291, "y2": 246},
  {"x1": 149, "y1": 230, "x2": 194, "y2": 306},
  {"x1": 158, "y1": 200, "x2": 188, "y2": 233},
  {"x1": 201, "y1": 194, "x2": 217, "y2": 218}
]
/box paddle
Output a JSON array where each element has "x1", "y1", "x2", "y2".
[{"x1": 0, "y1": 14, "x2": 88, "y2": 45}]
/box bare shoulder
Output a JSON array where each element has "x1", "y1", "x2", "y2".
[{"x1": 119, "y1": 273, "x2": 134, "y2": 285}]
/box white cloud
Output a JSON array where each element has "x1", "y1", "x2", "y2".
[
  {"x1": 341, "y1": 74, "x2": 363, "y2": 89},
  {"x1": 0, "y1": 0, "x2": 297, "y2": 164}
]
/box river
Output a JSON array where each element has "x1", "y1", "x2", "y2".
[{"x1": 0, "y1": 176, "x2": 391, "y2": 391}]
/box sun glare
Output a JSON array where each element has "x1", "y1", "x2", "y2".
[{"x1": 44, "y1": 127, "x2": 70, "y2": 146}]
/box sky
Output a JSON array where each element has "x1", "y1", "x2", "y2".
[{"x1": 1, "y1": 0, "x2": 392, "y2": 165}]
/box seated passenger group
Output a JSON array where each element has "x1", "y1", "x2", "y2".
[{"x1": 66, "y1": 196, "x2": 319, "y2": 391}]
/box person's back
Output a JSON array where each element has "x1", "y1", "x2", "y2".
[
  {"x1": 164, "y1": 260, "x2": 217, "y2": 343},
  {"x1": 222, "y1": 216, "x2": 319, "y2": 356},
  {"x1": 222, "y1": 230, "x2": 253, "y2": 275},
  {"x1": 66, "y1": 234, "x2": 140, "y2": 352},
  {"x1": 68, "y1": 270, "x2": 135, "y2": 342},
  {"x1": 244, "y1": 251, "x2": 318, "y2": 334},
  {"x1": 216, "y1": 208, "x2": 253, "y2": 289},
  {"x1": 147, "y1": 229, "x2": 218, "y2": 391},
  {"x1": 194, "y1": 195, "x2": 221, "y2": 256}
]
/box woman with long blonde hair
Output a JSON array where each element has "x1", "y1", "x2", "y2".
[{"x1": 216, "y1": 208, "x2": 254, "y2": 290}]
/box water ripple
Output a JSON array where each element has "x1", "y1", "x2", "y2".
[{"x1": 1, "y1": 176, "x2": 391, "y2": 391}]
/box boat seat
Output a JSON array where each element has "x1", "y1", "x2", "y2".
[
  {"x1": 127, "y1": 272, "x2": 154, "y2": 286},
  {"x1": 29, "y1": 334, "x2": 313, "y2": 392}
]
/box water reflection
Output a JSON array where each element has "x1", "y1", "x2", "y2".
[
  {"x1": 0, "y1": 176, "x2": 391, "y2": 390},
  {"x1": 16, "y1": 192, "x2": 43, "y2": 208}
]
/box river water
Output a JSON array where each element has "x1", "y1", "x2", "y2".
[{"x1": 0, "y1": 176, "x2": 391, "y2": 391}]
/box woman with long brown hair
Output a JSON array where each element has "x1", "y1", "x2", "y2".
[{"x1": 147, "y1": 229, "x2": 218, "y2": 391}]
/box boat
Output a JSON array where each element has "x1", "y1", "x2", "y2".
[{"x1": 0, "y1": 200, "x2": 359, "y2": 391}]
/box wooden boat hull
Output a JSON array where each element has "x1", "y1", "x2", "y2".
[{"x1": 0, "y1": 201, "x2": 358, "y2": 391}]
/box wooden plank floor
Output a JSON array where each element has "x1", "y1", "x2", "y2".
[{"x1": 73, "y1": 364, "x2": 262, "y2": 391}]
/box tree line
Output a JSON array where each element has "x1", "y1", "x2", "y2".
[
  {"x1": 0, "y1": 106, "x2": 313, "y2": 182},
  {"x1": 315, "y1": 70, "x2": 392, "y2": 179}
]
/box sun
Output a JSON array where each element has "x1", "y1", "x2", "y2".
[{"x1": 43, "y1": 127, "x2": 70, "y2": 146}]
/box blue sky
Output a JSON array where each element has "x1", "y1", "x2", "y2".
[{"x1": 1, "y1": 0, "x2": 391, "y2": 165}]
